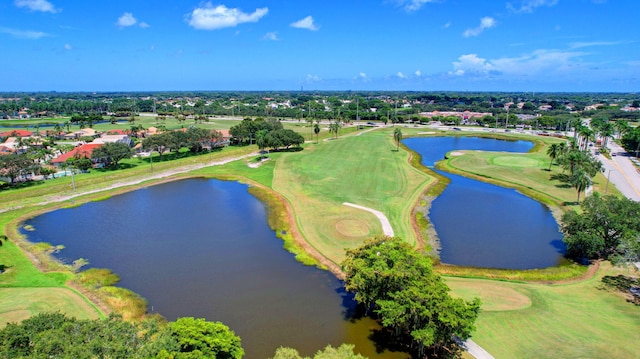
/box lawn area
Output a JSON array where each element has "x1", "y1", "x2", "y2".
[
  {"x1": 0, "y1": 287, "x2": 101, "y2": 327},
  {"x1": 0, "y1": 145, "x2": 256, "y2": 210},
  {"x1": 270, "y1": 128, "x2": 434, "y2": 266},
  {"x1": 447, "y1": 262, "x2": 640, "y2": 359}
]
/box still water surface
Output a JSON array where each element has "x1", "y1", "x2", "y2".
[
  {"x1": 404, "y1": 136, "x2": 566, "y2": 269},
  {"x1": 23, "y1": 179, "x2": 400, "y2": 358}
]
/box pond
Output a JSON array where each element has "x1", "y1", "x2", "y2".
[
  {"x1": 22, "y1": 179, "x2": 404, "y2": 359},
  {"x1": 403, "y1": 136, "x2": 566, "y2": 269}
]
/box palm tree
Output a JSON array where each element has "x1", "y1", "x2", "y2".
[
  {"x1": 578, "y1": 126, "x2": 593, "y2": 151},
  {"x1": 393, "y1": 128, "x2": 403, "y2": 151},
  {"x1": 546, "y1": 143, "x2": 560, "y2": 170},
  {"x1": 615, "y1": 120, "x2": 630, "y2": 140},
  {"x1": 599, "y1": 121, "x2": 614, "y2": 149},
  {"x1": 314, "y1": 123, "x2": 320, "y2": 144},
  {"x1": 570, "y1": 169, "x2": 592, "y2": 202}
]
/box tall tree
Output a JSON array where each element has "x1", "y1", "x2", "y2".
[
  {"x1": 314, "y1": 123, "x2": 320, "y2": 144},
  {"x1": 342, "y1": 237, "x2": 480, "y2": 358},
  {"x1": 393, "y1": 128, "x2": 403, "y2": 151},
  {"x1": 546, "y1": 143, "x2": 560, "y2": 170},
  {"x1": 91, "y1": 142, "x2": 133, "y2": 168},
  {"x1": 570, "y1": 168, "x2": 591, "y2": 202},
  {"x1": 561, "y1": 194, "x2": 640, "y2": 261}
]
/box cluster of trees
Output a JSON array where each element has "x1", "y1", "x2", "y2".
[
  {"x1": 230, "y1": 118, "x2": 304, "y2": 151},
  {"x1": 142, "y1": 128, "x2": 224, "y2": 161},
  {"x1": 4, "y1": 91, "x2": 638, "y2": 124},
  {"x1": 621, "y1": 125, "x2": 640, "y2": 155},
  {"x1": 342, "y1": 237, "x2": 480, "y2": 358},
  {"x1": 91, "y1": 142, "x2": 134, "y2": 168},
  {"x1": 547, "y1": 140, "x2": 602, "y2": 201},
  {"x1": 0, "y1": 312, "x2": 244, "y2": 359},
  {"x1": 561, "y1": 194, "x2": 640, "y2": 264},
  {"x1": 273, "y1": 344, "x2": 365, "y2": 359},
  {"x1": 0, "y1": 153, "x2": 41, "y2": 184}
]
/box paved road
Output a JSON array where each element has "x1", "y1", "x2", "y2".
[{"x1": 598, "y1": 142, "x2": 640, "y2": 201}]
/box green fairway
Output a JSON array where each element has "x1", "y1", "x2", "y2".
[
  {"x1": 438, "y1": 136, "x2": 621, "y2": 208},
  {"x1": 271, "y1": 128, "x2": 434, "y2": 265},
  {"x1": 0, "y1": 287, "x2": 101, "y2": 327},
  {"x1": 447, "y1": 262, "x2": 640, "y2": 359}
]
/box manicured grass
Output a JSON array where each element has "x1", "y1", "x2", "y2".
[
  {"x1": 270, "y1": 128, "x2": 434, "y2": 266},
  {"x1": 437, "y1": 134, "x2": 622, "y2": 210},
  {"x1": 446, "y1": 262, "x2": 640, "y2": 359},
  {"x1": 0, "y1": 287, "x2": 101, "y2": 327},
  {"x1": 0, "y1": 145, "x2": 256, "y2": 210}
]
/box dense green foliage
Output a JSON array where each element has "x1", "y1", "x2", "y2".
[
  {"x1": 0, "y1": 313, "x2": 243, "y2": 359},
  {"x1": 272, "y1": 344, "x2": 366, "y2": 359},
  {"x1": 342, "y1": 237, "x2": 481, "y2": 358},
  {"x1": 0, "y1": 154, "x2": 35, "y2": 184},
  {"x1": 561, "y1": 194, "x2": 640, "y2": 261},
  {"x1": 91, "y1": 142, "x2": 133, "y2": 168}
]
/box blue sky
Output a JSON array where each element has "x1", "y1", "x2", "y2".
[{"x1": 1, "y1": 0, "x2": 638, "y2": 92}]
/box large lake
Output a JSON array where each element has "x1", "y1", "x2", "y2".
[
  {"x1": 22, "y1": 136, "x2": 566, "y2": 358},
  {"x1": 404, "y1": 136, "x2": 566, "y2": 269},
  {"x1": 22, "y1": 179, "x2": 404, "y2": 359}
]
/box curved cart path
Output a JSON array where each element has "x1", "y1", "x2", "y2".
[{"x1": 342, "y1": 202, "x2": 494, "y2": 359}]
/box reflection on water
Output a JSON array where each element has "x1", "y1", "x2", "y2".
[
  {"x1": 404, "y1": 136, "x2": 566, "y2": 269},
  {"x1": 23, "y1": 179, "x2": 406, "y2": 358}
]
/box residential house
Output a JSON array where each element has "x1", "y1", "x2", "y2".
[
  {"x1": 93, "y1": 134, "x2": 133, "y2": 146},
  {"x1": 63, "y1": 128, "x2": 99, "y2": 140},
  {"x1": 0, "y1": 130, "x2": 33, "y2": 138},
  {"x1": 50, "y1": 144, "x2": 102, "y2": 167}
]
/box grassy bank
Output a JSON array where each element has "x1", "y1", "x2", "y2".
[{"x1": 447, "y1": 262, "x2": 640, "y2": 358}]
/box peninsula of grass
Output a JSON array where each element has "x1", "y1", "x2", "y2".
[{"x1": 437, "y1": 139, "x2": 621, "y2": 211}]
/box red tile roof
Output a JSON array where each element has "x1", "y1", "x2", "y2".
[
  {"x1": 51, "y1": 144, "x2": 102, "y2": 163},
  {"x1": 0, "y1": 130, "x2": 33, "y2": 137}
]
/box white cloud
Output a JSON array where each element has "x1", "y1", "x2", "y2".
[
  {"x1": 64, "y1": 43, "x2": 72, "y2": 50},
  {"x1": 397, "y1": 72, "x2": 406, "y2": 79},
  {"x1": 394, "y1": 0, "x2": 435, "y2": 12},
  {"x1": 306, "y1": 74, "x2": 321, "y2": 82},
  {"x1": 187, "y1": 3, "x2": 268, "y2": 30},
  {"x1": 569, "y1": 41, "x2": 625, "y2": 49},
  {"x1": 414, "y1": 70, "x2": 422, "y2": 77},
  {"x1": 507, "y1": 0, "x2": 558, "y2": 14},
  {"x1": 358, "y1": 72, "x2": 367, "y2": 79},
  {"x1": 442, "y1": 22, "x2": 451, "y2": 28},
  {"x1": 117, "y1": 13, "x2": 137, "y2": 28},
  {"x1": 450, "y1": 54, "x2": 494, "y2": 76},
  {"x1": 290, "y1": 16, "x2": 319, "y2": 31},
  {"x1": 263, "y1": 32, "x2": 278, "y2": 41},
  {"x1": 450, "y1": 48, "x2": 589, "y2": 79},
  {"x1": 116, "y1": 12, "x2": 150, "y2": 29},
  {"x1": 463, "y1": 16, "x2": 496, "y2": 37},
  {"x1": 0, "y1": 27, "x2": 50, "y2": 39},
  {"x1": 14, "y1": 0, "x2": 58, "y2": 13}
]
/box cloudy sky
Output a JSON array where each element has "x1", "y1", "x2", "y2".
[{"x1": 1, "y1": 0, "x2": 638, "y2": 92}]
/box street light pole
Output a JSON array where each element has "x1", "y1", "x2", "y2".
[{"x1": 605, "y1": 169, "x2": 613, "y2": 194}]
